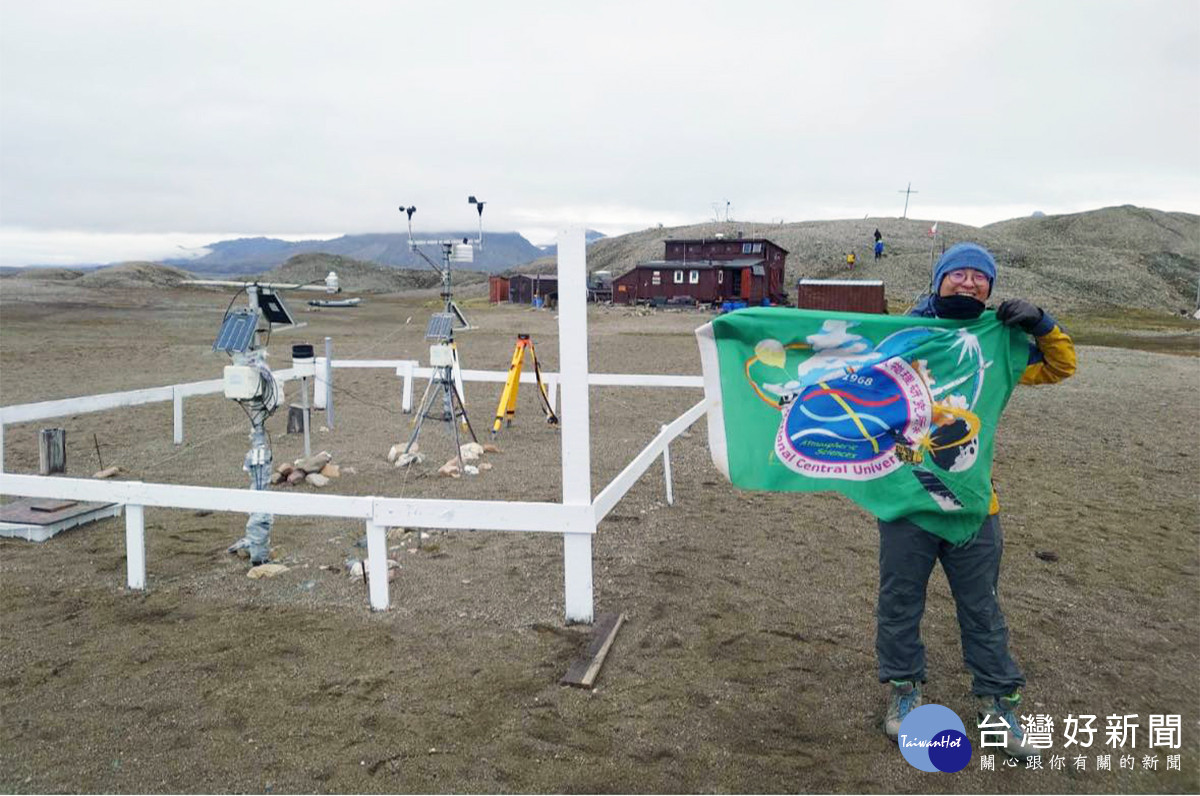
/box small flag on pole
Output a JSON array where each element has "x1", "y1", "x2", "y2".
[{"x1": 929, "y1": 222, "x2": 939, "y2": 237}]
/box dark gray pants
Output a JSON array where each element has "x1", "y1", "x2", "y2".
[{"x1": 876, "y1": 514, "x2": 1025, "y2": 696}]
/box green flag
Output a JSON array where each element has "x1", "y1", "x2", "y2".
[{"x1": 696, "y1": 307, "x2": 1029, "y2": 543}]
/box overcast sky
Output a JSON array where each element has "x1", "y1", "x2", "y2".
[{"x1": 1, "y1": 0, "x2": 1197, "y2": 266}]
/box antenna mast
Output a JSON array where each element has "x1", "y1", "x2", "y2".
[{"x1": 898, "y1": 182, "x2": 919, "y2": 220}]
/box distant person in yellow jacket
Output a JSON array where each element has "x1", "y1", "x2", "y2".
[
  {"x1": 846, "y1": 251, "x2": 856, "y2": 269},
  {"x1": 881, "y1": 242, "x2": 1076, "y2": 759}
]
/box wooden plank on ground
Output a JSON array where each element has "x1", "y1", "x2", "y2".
[
  {"x1": 560, "y1": 612, "x2": 625, "y2": 689},
  {"x1": 30, "y1": 499, "x2": 79, "y2": 513}
]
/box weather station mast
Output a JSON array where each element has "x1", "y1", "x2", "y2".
[
  {"x1": 181, "y1": 271, "x2": 340, "y2": 565},
  {"x1": 398, "y1": 195, "x2": 486, "y2": 330},
  {"x1": 395, "y1": 196, "x2": 488, "y2": 464}
]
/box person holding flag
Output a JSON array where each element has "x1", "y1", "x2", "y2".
[
  {"x1": 695, "y1": 241, "x2": 1076, "y2": 759},
  {"x1": 881, "y1": 242, "x2": 1075, "y2": 757}
]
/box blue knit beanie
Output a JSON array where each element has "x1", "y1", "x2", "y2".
[{"x1": 933, "y1": 242, "x2": 997, "y2": 297}]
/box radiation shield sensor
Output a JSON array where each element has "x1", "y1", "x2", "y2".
[
  {"x1": 213, "y1": 309, "x2": 260, "y2": 353},
  {"x1": 451, "y1": 240, "x2": 474, "y2": 263}
]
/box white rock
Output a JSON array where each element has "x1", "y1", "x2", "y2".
[
  {"x1": 459, "y1": 442, "x2": 485, "y2": 462},
  {"x1": 463, "y1": 464, "x2": 479, "y2": 476},
  {"x1": 247, "y1": 563, "x2": 289, "y2": 579},
  {"x1": 294, "y1": 450, "x2": 332, "y2": 473},
  {"x1": 396, "y1": 451, "x2": 424, "y2": 468},
  {"x1": 305, "y1": 472, "x2": 330, "y2": 487},
  {"x1": 388, "y1": 442, "x2": 417, "y2": 463}
]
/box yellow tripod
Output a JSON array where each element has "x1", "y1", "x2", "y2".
[{"x1": 492, "y1": 334, "x2": 559, "y2": 436}]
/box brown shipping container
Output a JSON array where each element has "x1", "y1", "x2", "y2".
[{"x1": 796, "y1": 279, "x2": 887, "y2": 314}]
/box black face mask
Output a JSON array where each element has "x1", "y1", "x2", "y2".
[{"x1": 931, "y1": 294, "x2": 986, "y2": 320}]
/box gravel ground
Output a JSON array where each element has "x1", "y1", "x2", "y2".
[{"x1": 0, "y1": 284, "x2": 1197, "y2": 793}]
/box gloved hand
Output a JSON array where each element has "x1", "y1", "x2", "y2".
[{"x1": 996, "y1": 299, "x2": 1044, "y2": 333}]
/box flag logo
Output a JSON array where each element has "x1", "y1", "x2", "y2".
[{"x1": 696, "y1": 308, "x2": 1028, "y2": 543}]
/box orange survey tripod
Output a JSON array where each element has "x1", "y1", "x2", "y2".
[{"x1": 492, "y1": 334, "x2": 559, "y2": 436}]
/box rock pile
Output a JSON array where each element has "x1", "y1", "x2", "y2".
[
  {"x1": 387, "y1": 439, "x2": 500, "y2": 477},
  {"x1": 268, "y1": 450, "x2": 344, "y2": 488}
]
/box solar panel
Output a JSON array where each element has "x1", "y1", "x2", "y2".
[
  {"x1": 258, "y1": 291, "x2": 296, "y2": 326},
  {"x1": 425, "y1": 312, "x2": 455, "y2": 341},
  {"x1": 213, "y1": 309, "x2": 260, "y2": 353}
]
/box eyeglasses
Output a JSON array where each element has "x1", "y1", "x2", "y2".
[{"x1": 945, "y1": 268, "x2": 989, "y2": 284}]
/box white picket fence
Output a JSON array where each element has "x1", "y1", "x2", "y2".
[{"x1": 0, "y1": 229, "x2": 712, "y2": 623}]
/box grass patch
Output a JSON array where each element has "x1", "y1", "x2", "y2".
[
  {"x1": 1068, "y1": 330, "x2": 1198, "y2": 356},
  {"x1": 1060, "y1": 307, "x2": 1199, "y2": 356}
]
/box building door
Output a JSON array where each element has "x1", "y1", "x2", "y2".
[{"x1": 731, "y1": 269, "x2": 742, "y2": 296}]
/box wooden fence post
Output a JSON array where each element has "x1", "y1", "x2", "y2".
[{"x1": 38, "y1": 428, "x2": 66, "y2": 475}]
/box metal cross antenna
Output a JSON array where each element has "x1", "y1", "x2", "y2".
[{"x1": 898, "y1": 182, "x2": 919, "y2": 219}]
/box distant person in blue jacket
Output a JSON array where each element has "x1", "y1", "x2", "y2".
[{"x1": 874, "y1": 240, "x2": 884, "y2": 260}]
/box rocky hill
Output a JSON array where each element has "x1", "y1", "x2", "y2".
[
  {"x1": 76, "y1": 261, "x2": 194, "y2": 289},
  {"x1": 257, "y1": 253, "x2": 488, "y2": 294},
  {"x1": 519, "y1": 205, "x2": 1199, "y2": 314},
  {"x1": 166, "y1": 231, "x2": 547, "y2": 275},
  {"x1": 4, "y1": 206, "x2": 1195, "y2": 315}
]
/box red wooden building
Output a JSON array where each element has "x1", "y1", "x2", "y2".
[
  {"x1": 796, "y1": 279, "x2": 887, "y2": 314},
  {"x1": 612, "y1": 237, "x2": 788, "y2": 306},
  {"x1": 488, "y1": 275, "x2": 510, "y2": 303}
]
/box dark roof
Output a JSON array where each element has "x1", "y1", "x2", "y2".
[
  {"x1": 797, "y1": 278, "x2": 885, "y2": 286},
  {"x1": 667, "y1": 238, "x2": 790, "y2": 253},
  {"x1": 633, "y1": 258, "x2": 765, "y2": 270}
]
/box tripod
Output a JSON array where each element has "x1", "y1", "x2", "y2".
[
  {"x1": 492, "y1": 334, "x2": 559, "y2": 436},
  {"x1": 402, "y1": 339, "x2": 478, "y2": 460}
]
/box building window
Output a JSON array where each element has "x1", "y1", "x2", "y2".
[
  {"x1": 673, "y1": 270, "x2": 684, "y2": 284},
  {"x1": 689, "y1": 270, "x2": 700, "y2": 284},
  {"x1": 651, "y1": 270, "x2": 661, "y2": 286},
  {"x1": 742, "y1": 243, "x2": 753, "y2": 254},
  {"x1": 718, "y1": 271, "x2": 724, "y2": 284}
]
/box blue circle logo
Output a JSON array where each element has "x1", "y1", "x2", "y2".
[{"x1": 896, "y1": 704, "x2": 972, "y2": 772}]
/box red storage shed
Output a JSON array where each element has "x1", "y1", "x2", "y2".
[{"x1": 796, "y1": 279, "x2": 887, "y2": 314}]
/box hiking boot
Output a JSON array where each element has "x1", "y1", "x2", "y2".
[
  {"x1": 884, "y1": 680, "x2": 923, "y2": 741},
  {"x1": 977, "y1": 692, "x2": 1036, "y2": 760}
]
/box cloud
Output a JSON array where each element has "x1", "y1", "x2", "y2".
[{"x1": 0, "y1": 1, "x2": 1196, "y2": 265}]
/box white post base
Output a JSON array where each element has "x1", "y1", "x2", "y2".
[
  {"x1": 365, "y1": 520, "x2": 389, "y2": 611},
  {"x1": 125, "y1": 504, "x2": 146, "y2": 590},
  {"x1": 172, "y1": 389, "x2": 183, "y2": 445},
  {"x1": 662, "y1": 426, "x2": 674, "y2": 506},
  {"x1": 563, "y1": 531, "x2": 593, "y2": 624}
]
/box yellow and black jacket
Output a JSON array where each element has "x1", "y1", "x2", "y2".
[{"x1": 990, "y1": 312, "x2": 1077, "y2": 512}]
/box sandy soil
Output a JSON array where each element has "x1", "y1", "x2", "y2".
[{"x1": 0, "y1": 284, "x2": 1197, "y2": 793}]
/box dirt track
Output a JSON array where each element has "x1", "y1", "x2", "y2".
[{"x1": 0, "y1": 285, "x2": 1197, "y2": 793}]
